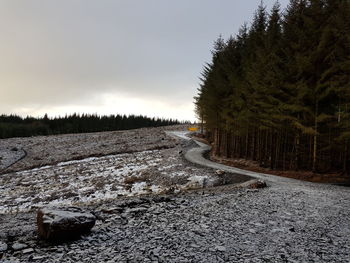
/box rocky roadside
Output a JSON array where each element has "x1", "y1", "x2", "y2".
[{"x1": 1, "y1": 180, "x2": 349, "y2": 263}]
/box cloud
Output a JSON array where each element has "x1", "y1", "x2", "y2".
[
  {"x1": 4, "y1": 92, "x2": 196, "y2": 122},
  {"x1": 0, "y1": 0, "x2": 289, "y2": 121}
]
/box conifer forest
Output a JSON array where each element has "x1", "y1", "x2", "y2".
[
  {"x1": 0, "y1": 114, "x2": 179, "y2": 139},
  {"x1": 195, "y1": 0, "x2": 350, "y2": 174}
]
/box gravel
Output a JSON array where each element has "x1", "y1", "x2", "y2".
[
  {"x1": 0, "y1": 182, "x2": 349, "y2": 263},
  {"x1": 0, "y1": 127, "x2": 349, "y2": 262}
]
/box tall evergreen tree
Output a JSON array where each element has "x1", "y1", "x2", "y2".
[{"x1": 195, "y1": 0, "x2": 350, "y2": 174}]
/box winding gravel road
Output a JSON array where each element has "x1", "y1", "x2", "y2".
[
  {"x1": 180, "y1": 131, "x2": 306, "y2": 184},
  {"x1": 169, "y1": 131, "x2": 350, "y2": 262}
]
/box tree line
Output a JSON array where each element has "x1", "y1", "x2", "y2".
[
  {"x1": 0, "y1": 114, "x2": 180, "y2": 139},
  {"x1": 195, "y1": 0, "x2": 350, "y2": 174}
]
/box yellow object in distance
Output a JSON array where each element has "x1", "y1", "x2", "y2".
[{"x1": 188, "y1": 127, "x2": 198, "y2": 132}]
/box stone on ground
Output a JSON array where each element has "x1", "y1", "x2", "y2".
[
  {"x1": 215, "y1": 169, "x2": 225, "y2": 175},
  {"x1": 37, "y1": 207, "x2": 96, "y2": 241},
  {"x1": 11, "y1": 243, "x2": 27, "y2": 251},
  {"x1": 248, "y1": 179, "x2": 267, "y2": 189},
  {"x1": 0, "y1": 241, "x2": 8, "y2": 252}
]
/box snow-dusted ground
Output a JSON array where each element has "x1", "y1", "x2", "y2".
[
  {"x1": 1, "y1": 126, "x2": 349, "y2": 262},
  {"x1": 0, "y1": 126, "x2": 183, "y2": 174},
  {"x1": 1, "y1": 127, "x2": 242, "y2": 215},
  {"x1": 1, "y1": 174, "x2": 349, "y2": 262},
  {"x1": 0, "y1": 146, "x2": 25, "y2": 172},
  {"x1": 0, "y1": 147, "x2": 222, "y2": 214}
]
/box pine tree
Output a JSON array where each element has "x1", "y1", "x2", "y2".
[{"x1": 195, "y1": 0, "x2": 350, "y2": 174}]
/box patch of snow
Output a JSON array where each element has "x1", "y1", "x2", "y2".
[
  {"x1": 183, "y1": 175, "x2": 209, "y2": 189},
  {"x1": 166, "y1": 131, "x2": 191, "y2": 141}
]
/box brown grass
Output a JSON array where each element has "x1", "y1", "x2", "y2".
[
  {"x1": 123, "y1": 171, "x2": 152, "y2": 185},
  {"x1": 211, "y1": 154, "x2": 349, "y2": 184},
  {"x1": 194, "y1": 136, "x2": 349, "y2": 185}
]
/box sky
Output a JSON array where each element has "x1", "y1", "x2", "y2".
[{"x1": 0, "y1": 0, "x2": 290, "y2": 122}]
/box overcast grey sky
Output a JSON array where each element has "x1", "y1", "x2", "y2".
[{"x1": 0, "y1": 0, "x2": 289, "y2": 121}]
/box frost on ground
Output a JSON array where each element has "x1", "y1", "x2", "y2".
[
  {"x1": 1, "y1": 126, "x2": 349, "y2": 262},
  {"x1": 0, "y1": 126, "x2": 234, "y2": 214},
  {"x1": 0, "y1": 147, "x2": 223, "y2": 214},
  {"x1": 0, "y1": 126, "x2": 182, "y2": 174},
  {"x1": 0, "y1": 146, "x2": 25, "y2": 172},
  {"x1": 1, "y1": 179, "x2": 349, "y2": 262}
]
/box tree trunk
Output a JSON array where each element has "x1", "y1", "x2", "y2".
[
  {"x1": 252, "y1": 128, "x2": 256, "y2": 160},
  {"x1": 312, "y1": 102, "x2": 318, "y2": 172},
  {"x1": 257, "y1": 129, "x2": 260, "y2": 162},
  {"x1": 245, "y1": 132, "x2": 249, "y2": 159},
  {"x1": 295, "y1": 132, "x2": 300, "y2": 171},
  {"x1": 282, "y1": 130, "x2": 287, "y2": 170},
  {"x1": 344, "y1": 140, "x2": 348, "y2": 174},
  {"x1": 200, "y1": 114, "x2": 204, "y2": 135},
  {"x1": 275, "y1": 131, "x2": 280, "y2": 169}
]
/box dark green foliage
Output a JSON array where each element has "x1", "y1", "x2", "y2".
[
  {"x1": 195, "y1": 0, "x2": 350, "y2": 174},
  {"x1": 0, "y1": 114, "x2": 181, "y2": 139}
]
